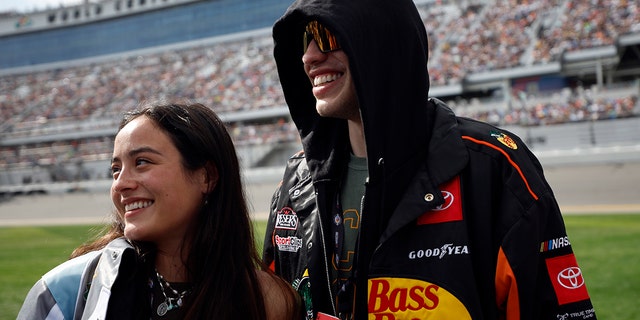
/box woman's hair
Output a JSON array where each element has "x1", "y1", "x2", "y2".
[{"x1": 72, "y1": 101, "x2": 299, "y2": 319}]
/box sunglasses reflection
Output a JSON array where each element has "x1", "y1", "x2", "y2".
[{"x1": 304, "y1": 20, "x2": 341, "y2": 53}]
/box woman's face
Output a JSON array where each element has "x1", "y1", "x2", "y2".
[{"x1": 110, "y1": 116, "x2": 208, "y2": 247}]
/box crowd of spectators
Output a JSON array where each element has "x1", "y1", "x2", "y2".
[
  {"x1": 0, "y1": 137, "x2": 113, "y2": 172},
  {"x1": 2, "y1": 87, "x2": 636, "y2": 170},
  {"x1": 0, "y1": 119, "x2": 300, "y2": 170},
  {"x1": 453, "y1": 89, "x2": 638, "y2": 126},
  {"x1": 423, "y1": 0, "x2": 639, "y2": 85},
  {"x1": 533, "y1": 0, "x2": 640, "y2": 63},
  {"x1": 1, "y1": 0, "x2": 639, "y2": 172},
  {"x1": 428, "y1": 0, "x2": 543, "y2": 85},
  {"x1": 0, "y1": 36, "x2": 284, "y2": 137}
]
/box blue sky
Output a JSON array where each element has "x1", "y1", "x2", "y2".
[{"x1": 0, "y1": 0, "x2": 81, "y2": 13}]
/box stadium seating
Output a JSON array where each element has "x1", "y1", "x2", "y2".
[{"x1": 0, "y1": 0, "x2": 638, "y2": 176}]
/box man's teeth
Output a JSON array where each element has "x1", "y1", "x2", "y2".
[
  {"x1": 314, "y1": 73, "x2": 341, "y2": 86},
  {"x1": 125, "y1": 201, "x2": 153, "y2": 211}
]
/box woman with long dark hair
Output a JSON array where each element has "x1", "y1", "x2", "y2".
[{"x1": 18, "y1": 102, "x2": 301, "y2": 319}]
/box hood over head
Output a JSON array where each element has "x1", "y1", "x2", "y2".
[{"x1": 273, "y1": 0, "x2": 432, "y2": 185}]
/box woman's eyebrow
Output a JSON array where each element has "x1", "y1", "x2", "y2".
[{"x1": 112, "y1": 146, "x2": 162, "y2": 163}]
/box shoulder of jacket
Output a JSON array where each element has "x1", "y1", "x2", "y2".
[
  {"x1": 428, "y1": 97, "x2": 529, "y2": 159},
  {"x1": 41, "y1": 238, "x2": 134, "y2": 290},
  {"x1": 456, "y1": 117, "x2": 527, "y2": 156},
  {"x1": 42, "y1": 250, "x2": 101, "y2": 286},
  {"x1": 456, "y1": 117, "x2": 548, "y2": 202},
  {"x1": 39, "y1": 249, "x2": 102, "y2": 319},
  {"x1": 285, "y1": 149, "x2": 310, "y2": 180}
]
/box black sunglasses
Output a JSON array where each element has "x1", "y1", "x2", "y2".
[{"x1": 303, "y1": 20, "x2": 341, "y2": 53}]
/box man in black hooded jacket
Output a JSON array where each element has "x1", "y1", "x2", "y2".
[{"x1": 263, "y1": 0, "x2": 597, "y2": 319}]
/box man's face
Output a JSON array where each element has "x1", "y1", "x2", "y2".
[{"x1": 302, "y1": 39, "x2": 360, "y2": 122}]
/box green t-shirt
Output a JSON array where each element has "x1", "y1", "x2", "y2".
[{"x1": 332, "y1": 153, "x2": 367, "y2": 315}]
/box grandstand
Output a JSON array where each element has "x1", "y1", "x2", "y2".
[{"x1": 0, "y1": 0, "x2": 639, "y2": 195}]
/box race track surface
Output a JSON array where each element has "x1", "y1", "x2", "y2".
[{"x1": 1, "y1": 162, "x2": 639, "y2": 226}]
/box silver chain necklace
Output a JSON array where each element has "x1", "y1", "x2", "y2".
[{"x1": 154, "y1": 269, "x2": 190, "y2": 317}]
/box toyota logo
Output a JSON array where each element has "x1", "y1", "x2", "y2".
[
  {"x1": 433, "y1": 191, "x2": 454, "y2": 211},
  {"x1": 557, "y1": 267, "x2": 584, "y2": 289}
]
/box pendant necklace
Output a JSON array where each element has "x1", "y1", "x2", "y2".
[{"x1": 155, "y1": 269, "x2": 190, "y2": 317}]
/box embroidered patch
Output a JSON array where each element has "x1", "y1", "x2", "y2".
[
  {"x1": 417, "y1": 176, "x2": 463, "y2": 225},
  {"x1": 275, "y1": 206, "x2": 299, "y2": 230},
  {"x1": 545, "y1": 254, "x2": 590, "y2": 305},
  {"x1": 274, "y1": 235, "x2": 303, "y2": 253},
  {"x1": 490, "y1": 130, "x2": 518, "y2": 149},
  {"x1": 368, "y1": 277, "x2": 471, "y2": 319},
  {"x1": 408, "y1": 243, "x2": 470, "y2": 260},
  {"x1": 540, "y1": 236, "x2": 571, "y2": 252}
]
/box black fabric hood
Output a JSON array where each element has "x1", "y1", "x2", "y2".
[{"x1": 272, "y1": 0, "x2": 432, "y2": 184}]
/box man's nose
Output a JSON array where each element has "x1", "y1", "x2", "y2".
[{"x1": 302, "y1": 40, "x2": 326, "y2": 65}]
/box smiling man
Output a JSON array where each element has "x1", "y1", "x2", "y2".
[{"x1": 262, "y1": 0, "x2": 598, "y2": 319}]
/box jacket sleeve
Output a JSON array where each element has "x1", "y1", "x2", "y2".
[
  {"x1": 17, "y1": 279, "x2": 65, "y2": 320},
  {"x1": 17, "y1": 250, "x2": 101, "y2": 320},
  {"x1": 495, "y1": 190, "x2": 597, "y2": 320}
]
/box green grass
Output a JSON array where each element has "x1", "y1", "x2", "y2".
[
  {"x1": 0, "y1": 224, "x2": 106, "y2": 318},
  {"x1": 563, "y1": 214, "x2": 640, "y2": 320},
  {"x1": 2, "y1": 215, "x2": 638, "y2": 319}
]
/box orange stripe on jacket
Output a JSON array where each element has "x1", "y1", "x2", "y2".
[
  {"x1": 495, "y1": 247, "x2": 520, "y2": 319},
  {"x1": 462, "y1": 135, "x2": 539, "y2": 200}
]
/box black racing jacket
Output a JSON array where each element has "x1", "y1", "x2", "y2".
[{"x1": 263, "y1": 99, "x2": 597, "y2": 320}]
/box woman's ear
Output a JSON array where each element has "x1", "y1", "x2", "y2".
[{"x1": 203, "y1": 162, "x2": 218, "y2": 194}]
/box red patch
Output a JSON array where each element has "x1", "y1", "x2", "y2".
[
  {"x1": 545, "y1": 254, "x2": 590, "y2": 305},
  {"x1": 316, "y1": 312, "x2": 339, "y2": 320},
  {"x1": 417, "y1": 176, "x2": 463, "y2": 225}
]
